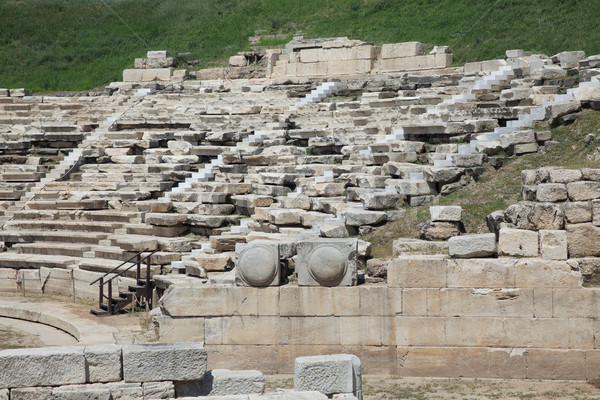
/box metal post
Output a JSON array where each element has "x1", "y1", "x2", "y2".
[
  {"x1": 107, "y1": 281, "x2": 113, "y2": 315},
  {"x1": 136, "y1": 253, "x2": 141, "y2": 283},
  {"x1": 98, "y1": 277, "x2": 104, "y2": 310},
  {"x1": 146, "y1": 256, "x2": 151, "y2": 309}
]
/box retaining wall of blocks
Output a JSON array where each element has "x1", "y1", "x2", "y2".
[
  {"x1": 155, "y1": 255, "x2": 600, "y2": 380},
  {"x1": 0, "y1": 342, "x2": 206, "y2": 399}
]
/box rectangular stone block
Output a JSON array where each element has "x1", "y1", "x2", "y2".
[
  {"x1": 296, "y1": 61, "x2": 327, "y2": 77},
  {"x1": 398, "y1": 347, "x2": 460, "y2": 377},
  {"x1": 140, "y1": 68, "x2": 173, "y2": 81},
  {"x1": 429, "y1": 288, "x2": 534, "y2": 317},
  {"x1": 447, "y1": 258, "x2": 516, "y2": 288},
  {"x1": 206, "y1": 316, "x2": 280, "y2": 346},
  {"x1": 40, "y1": 267, "x2": 73, "y2": 297},
  {"x1": 498, "y1": 228, "x2": 539, "y2": 257},
  {"x1": 122, "y1": 69, "x2": 143, "y2": 82},
  {"x1": 279, "y1": 286, "x2": 333, "y2": 316},
  {"x1": 489, "y1": 348, "x2": 527, "y2": 379},
  {"x1": 18, "y1": 269, "x2": 42, "y2": 294},
  {"x1": 359, "y1": 286, "x2": 392, "y2": 316},
  {"x1": 458, "y1": 347, "x2": 490, "y2": 378},
  {"x1": 526, "y1": 349, "x2": 585, "y2": 379},
  {"x1": 381, "y1": 42, "x2": 424, "y2": 59},
  {"x1": 280, "y1": 317, "x2": 340, "y2": 345},
  {"x1": 540, "y1": 230, "x2": 568, "y2": 260},
  {"x1": 552, "y1": 288, "x2": 600, "y2": 318},
  {"x1": 533, "y1": 288, "x2": 553, "y2": 317},
  {"x1": 294, "y1": 354, "x2": 361, "y2": 397},
  {"x1": 515, "y1": 259, "x2": 582, "y2": 288},
  {"x1": 402, "y1": 288, "x2": 428, "y2": 316},
  {"x1": 0, "y1": 268, "x2": 17, "y2": 293},
  {"x1": 154, "y1": 315, "x2": 205, "y2": 343},
  {"x1": 396, "y1": 316, "x2": 445, "y2": 346},
  {"x1": 387, "y1": 256, "x2": 447, "y2": 288},
  {"x1": 569, "y1": 318, "x2": 595, "y2": 349},
  {"x1": 296, "y1": 239, "x2": 358, "y2": 287},
  {"x1": 0, "y1": 346, "x2": 86, "y2": 388},
  {"x1": 159, "y1": 286, "x2": 258, "y2": 317},
  {"x1": 257, "y1": 286, "x2": 280, "y2": 315},
  {"x1": 9, "y1": 387, "x2": 53, "y2": 399},
  {"x1": 299, "y1": 48, "x2": 323, "y2": 63},
  {"x1": 464, "y1": 61, "x2": 482, "y2": 75},
  {"x1": 84, "y1": 344, "x2": 122, "y2": 383},
  {"x1": 445, "y1": 317, "x2": 505, "y2": 347},
  {"x1": 142, "y1": 381, "x2": 175, "y2": 399},
  {"x1": 332, "y1": 287, "x2": 360, "y2": 315},
  {"x1": 122, "y1": 342, "x2": 207, "y2": 382},
  {"x1": 340, "y1": 316, "x2": 390, "y2": 346}
]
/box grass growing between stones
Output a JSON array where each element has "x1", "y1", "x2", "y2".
[
  {"x1": 362, "y1": 109, "x2": 600, "y2": 259},
  {"x1": 2, "y1": 0, "x2": 600, "y2": 91}
]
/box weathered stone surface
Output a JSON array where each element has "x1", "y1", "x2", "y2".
[
  {"x1": 342, "y1": 209, "x2": 387, "y2": 226},
  {"x1": 514, "y1": 258, "x2": 581, "y2": 288},
  {"x1": 267, "y1": 209, "x2": 303, "y2": 225},
  {"x1": 392, "y1": 238, "x2": 449, "y2": 256},
  {"x1": 122, "y1": 343, "x2": 207, "y2": 382},
  {"x1": 563, "y1": 201, "x2": 592, "y2": 223},
  {"x1": 498, "y1": 228, "x2": 539, "y2": 257},
  {"x1": 419, "y1": 220, "x2": 464, "y2": 241},
  {"x1": 195, "y1": 253, "x2": 234, "y2": 272},
  {"x1": 296, "y1": 239, "x2": 358, "y2": 286},
  {"x1": 199, "y1": 369, "x2": 265, "y2": 396},
  {"x1": 539, "y1": 230, "x2": 568, "y2": 260},
  {"x1": 235, "y1": 241, "x2": 280, "y2": 287},
  {"x1": 566, "y1": 223, "x2": 600, "y2": 257},
  {"x1": 84, "y1": 344, "x2": 122, "y2": 383},
  {"x1": 536, "y1": 183, "x2": 567, "y2": 202},
  {"x1": 294, "y1": 354, "x2": 361, "y2": 397},
  {"x1": 365, "y1": 259, "x2": 390, "y2": 278},
  {"x1": 142, "y1": 381, "x2": 175, "y2": 399},
  {"x1": 503, "y1": 202, "x2": 564, "y2": 230},
  {"x1": 317, "y1": 222, "x2": 350, "y2": 238},
  {"x1": 430, "y1": 206, "x2": 462, "y2": 222},
  {"x1": 567, "y1": 181, "x2": 600, "y2": 201},
  {"x1": 359, "y1": 191, "x2": 402, "y2": 211},
  {"x1": 0, "y1": 347, "x2": 85, "y2": 389},
  {"x1": 387, "y1": 256, "x2": 447, "y2": 288},
  {"x1": 549, "y1": 169, "x2": 583, "y2": 183},
  {"x1": 448, "y1": 234, "x2": 497, "y2": 258},
  {"x1": 9, "y1": 387, "x2": 53, "y2": 400}
]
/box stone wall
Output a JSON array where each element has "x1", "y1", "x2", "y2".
[
  {"x1": 0, "y1": 343, "x2": 206, "y2": 399},
  {"x1": 269, "y1": 38, "x2": 453, "y2": 79},
  {"x1": 154, "y1": 257, "x2": 600, "y2": 379}
]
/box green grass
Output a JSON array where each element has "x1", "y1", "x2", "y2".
[
  {"x1": 363, "y1": 110, "x2": 600, "y2": 258},
  {"x1": 1, "y1": 0, "x2": 600, "y2": 91}
]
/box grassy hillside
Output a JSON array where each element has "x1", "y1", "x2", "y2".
[{"x1": 1, "y1": 0, "x2": 600, "y2": 91}]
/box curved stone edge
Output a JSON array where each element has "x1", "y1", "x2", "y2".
[{"x1": 0, "y1": 299, "x2": 117, "y2": 345}]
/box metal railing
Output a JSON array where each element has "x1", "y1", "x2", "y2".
[{"x1": 90, "y1": 248, "x2": 159, "y2": 315}]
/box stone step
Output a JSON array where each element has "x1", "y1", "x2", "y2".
[
  {"x1": 3, "y1": 219, "x2": 124, "y2": 233},
  {"x1": 0, "y1": 252, "x2": 79, "y2": 269},
  {"x1": 0, "y1": 230, "x2": 110, "y2": 245},
  {"x1": 14, "y1": 209, "x2": 142, "y2": 223},
  {"x1": 13, "y1": 242, "x2": 93, "y2": 257},
  {"x1": 78, "y1": 257, "x2": 160, "y2": 279}
]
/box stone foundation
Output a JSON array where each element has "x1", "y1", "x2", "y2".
[{"x1": 155, "y1": 256, "x2": 600, "y2": 379}]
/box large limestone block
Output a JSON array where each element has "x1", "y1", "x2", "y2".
[
  {"x1": 536, "y1": 183, "x2": 568, "y2": 202},
  {"x1": 431, "y1": 288, "x2": 534, "y2": 317},
  {"x1": 448, "y1": 234, "x2": 497, "y2": 258},
  {"x1": 159, "y1": 286, "x2": 258, "y2": 317},
  {"x1": 196, "y1": 252, "x2": 234, "y2": 272},
  {"x1": 552, "y1": 51, "x2": 586, "y2": 69},
  {"x1": 0, "y1": 268, "x2": 17, "y2": 293},
  {"x1": 563, "y1": 201, "x2": 592, "y2": 224},
  {"x1": 341, "y1": 208, "x2": 387, "y2": 226},
  {"x1": 430, "y1": 206, "x2": 462, "y2": 222},
  {"x1": 235, "y1": 241, "x2": 281, "y2": 287},
  {"x1": 419, "y1": 220, "x2": 463, "y2": 241},
  {"x1": 0, "y1": 346, "x2": 86, "y2": 388},
  {"x1": 514, "y1": 258, "x2": 582, "y2": 288},
  {"x1": 84, "y1": 345, "x2": 122, "y2": 383},
  {"x1": 296, "y1": 239, "x2": 358, "y2": 286},
  {"x1": 142, "y1": 381, "x2": 175, "y2": 399},
  {"x1": 447, "y1": 258, "x2": 516, "y2": 288},
  {"x1": 566, "y1": 223, "x2": 600, "y2": 257},
  {"x1": 122, "y1": 343, "x2": 207, "y2": 382},
  {"x1": 198, "y1": 369, "x2": 265, "y2": 396},
  {"x1": 294, "y1": 354, "x2": 362, "y2": 398},
  {"x1": 9, "y1": 387, "x2": 54, "y2": 399},
  {"x1": 567, "y1": 181, "x2": 600, "y2": 201},
  {"x1": 381, "y1": 42, "x2": 424, "y2": 59},
  {"x1": 539, "y1": 230, "x2": 568, "y2": 260},
  {"x1": 392, "y1": 238, "x2": 449, "y2": 256},
  {"x1": 498, "y1": 228, "x2": 539, "y2": 257},
  {"x1": 503, "y1": 202, "x2": 564, "y2": 230},
  {"x1": 229, "y1": 55, "x2": 247, "y2": 67},
  {"x1": 387, "y1": 256, "x2": 447, "y2": 288}
]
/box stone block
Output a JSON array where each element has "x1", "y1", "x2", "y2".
[
  {"x1": 566, "y1": 223, "x2": 600, "y2": 257},
  {"x1": 206, "y1": 316, "x2": 280, "y2": 346},
  {"x1": 594, "y1": 200, "x2": 600, "y2": 226},
  {"x1": 280, "y1": 317, "x2": 340, "y2": 345},
  {"x1": 398, "y1": 347, "x2": 460, "y2": 377},
  {"x1": 153, "y1": 314, "x2": 205, "y2": 343},
  {"x1": 387, "y1": 256, "x2": 447, "y2": 288},
  {"x1": 402, "y1": 288, "x2": 428, "y2": 316},
  {"x1": 196, "y1": 252, "x2": 233, "y2": 272},
  {"x1": 18, "y1": 269, "x2": 42, "y2": 295},
  {"x1": 122, "y1": 342, "x2": 207, "y2": 382},
  {"x1": 84, "y1": 344, "x2": 122, "y2": 383},
  {"x1": 296, "y1": 239, "x2": 358, "y2": 287},
  {"x1": 229, "y1": 55, "x2": 247, "y2": 67},
  {"x1": 392, "y1": 238, "x2": 449, "y2": 256},
  {"x1": 515, "y1": 259, "x2": 581, "y2": 288},
  {"x1": 280, "y1": 286, "x2": 333, "y2": 316},
  {"x1": 341, "y1": 208, "x2": 386, "y2": 226},
  {"x1": 123, "y1": 69, "x2": 143, "y2": 82},
  {"x1": 448, "y1": 233, "x2": 497, "y2": 258},
  {"x1": 340, "y1": 316, "x2": 390, "y2": 346},
  {"x1": 9, "y1": 387, "x2": 53, "y2": 400},
  {"x1": 563, "y1": 201, "x2": 592, "y2": 223},
  {"x1": 431, "y1": 288, "x2": 534, "y2": 317},
  {"x1": 536, "y1": 183, "x2": 568, "y2": 202},
  {"x1": 395, "y1": 317, "x2": 445, "y2": 346},
  {"x1": 489, "y1": 348, "x2": 527, "y2": 379},
  {"x1": 567, "y1": 181, "x2": 600, "y2": 201},
  {"x1": 464, "y1": 62, "x2": 482, "y2": 75},
  {"x1": 498, "y1": 228, "x2": 539, "y2": 257},
  {"x1": 142, "y1": 381, "x2": 175, "y2": 399},
  {"x1": 552, "y1": 51, "x2": 586, "y2": 69},
  {"x1": 198, "y1": 369, "x2": 265, "y2": 396},
  {"x1": 526, "y1": 349, "x2": 585, "y2": 379},
  {"x1": 539, "y1": 230, "x2": 568, "y2": 260},
  {"x1": 159, "y1": 286, "x2": 258, "y2": 317},
  {"x1": 381, "y1": 42, "x2": 424, "y2": 59},
  {"x1": 235, "y1": 241, "x2": 280, "y2": 287},
  {"x1": 0, "y1": 346, "x2": 86, "y2": 388},
  {"x1": 447, "y1": 258, "x2": 516, "y2": 288},
  {"x1": 294, "y1": 354, "x2": 361, "y2": 398},
  {"x1": 504, "y1": 201, "x2": 564, "y2": 230},
  {"x1": 0, "y1": 268, "x2": 17, "y2": 293},
  {"x1": 429, "y1": 206, "x2": 462, "y2": 222}
]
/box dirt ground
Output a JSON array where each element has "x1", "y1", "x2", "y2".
[{"x1": 267, "y1": 375, "x2": 600, "y2": 400}]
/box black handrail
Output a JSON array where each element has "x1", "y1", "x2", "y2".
[{"x1": 89, "y1": 248, "x2": 158, "y2": 286}]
